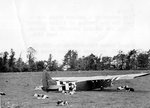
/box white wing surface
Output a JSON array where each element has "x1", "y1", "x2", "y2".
[{"x1": 52, "y1": 72, "x2": 150, "y2": 82}]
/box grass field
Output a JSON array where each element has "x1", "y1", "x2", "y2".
[{"x1": 0, "y1": 70, "x2": 150, "y2": 108}]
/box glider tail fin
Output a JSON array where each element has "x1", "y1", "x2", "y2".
[{"x1": 42, "y1": 71, "x2": 57, "y2": 91}]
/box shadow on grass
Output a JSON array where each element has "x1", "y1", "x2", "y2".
[
  {"x1": 132, "y1": 90, "x2": 150, "y2": 93},
  {"x1": 87, "y1": 89, "x2": 150, "y2": 93}
]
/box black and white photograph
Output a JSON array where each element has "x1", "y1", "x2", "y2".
[{"x1": 0, "y1": 0, "x2": 150, "y2": 107}]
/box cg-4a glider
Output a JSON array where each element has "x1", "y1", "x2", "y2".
[{"x1": 42, "y1": 71, "x2": 150, "y2": 92}]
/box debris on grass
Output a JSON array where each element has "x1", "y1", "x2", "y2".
[
  {"x1": 34, "y1": 86, "x2": 43, "y2": 90},
  {"x1": 33, "y1": 93, "x2": 49, "y2": 99},
  {"x1": 62, "y1": 90, "x2": 76, "y2": 95},
  {"x1": 117, "y1": 85, "x2": 134, "y2": 92},
  {"x1": 0, "y1": 92, "x2": 5, "y2": 95},
  {"x1": 57, "y1": 100, "x2": 68, "y2": 106}
]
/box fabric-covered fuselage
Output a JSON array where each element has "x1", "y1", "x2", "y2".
[
  {"x1": 56, "y1": 79, "x2": 112, "y2": 91},
  {"x1": 75, "y1": 79, "x2": 112, "y2": 91}
]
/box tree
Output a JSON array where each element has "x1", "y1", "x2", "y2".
[
  {"x1": 85, "y1": 54, "x2": 98, "y2": 70},
  {"x1": 21, "y1": 63, "x2": 30, "y2": 72},
  {"x1": 63, "y1": 50, "x2": 78, "y2": 70},
  {"x1": 101, "y1": 56, "x2": 112, "y2": 70},
  {"x1": 51, "y1": 60, "x2": 59, "y2": 71},
  {"x1": 95, "y1": 56, "x2": 102, "y2": 70},
  {"x1": 76, "y1": 54, "x2": 102, "y2": 71},
  {"x1": 137, "y1": 52, "x2": 149, "y2": 69},
  {"x1": 147, "y1": 49, "x2": 150, "y2": 69},
  {"x1": 113, "y1": 51, "x2": 126, "y2": 70},
  {"x1": 15, "y1": 54, "x2": 24, "y2": 72},
  {"x1": 0, "y1": 53, "x2": 3, "y2": 72},
  {"x1": 76, "y1": 54, "x2": 100, "y2": 70},
  {"x1": 36, "y1": 61, "x2": 45, "y2": 71},
  {"x1": 8, "y1": 49, "x2": 16, "y2": 72},
  {"x1": 2, "y1": 51, "x2": 9, "y2": 72},
  {"x1": 47, "y1": 54, "x2": 59, "y2": 71},
  {"x1": 127, "y1": 49, "x2": 138, "y2": 69},
  {"x1": 47, "y1": 54, "x2": 52, "y2": 71},
  {"x1": 27, "y1": 47, "x2": 37, "y2": 71},
  {"x1": 76, "y1": 56, "x2": 87, "y2": 70}
]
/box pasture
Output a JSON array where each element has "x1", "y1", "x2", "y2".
[{"x1": 0, "y1": 70, "x2": 150, "y2": 108}]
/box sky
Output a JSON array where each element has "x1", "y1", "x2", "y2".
[{"x1": 0, "y1": 0, "x2": 150, "y2": 63}]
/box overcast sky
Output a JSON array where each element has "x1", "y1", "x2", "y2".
[{"x1": 0, "y1": 0, "x2": 150, "y2": 63}]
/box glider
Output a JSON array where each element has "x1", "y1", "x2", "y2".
[{"x1": 42, "y1": 71, "x2": 150, "y2": 91}]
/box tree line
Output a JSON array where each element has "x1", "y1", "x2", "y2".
[{"x1": 0, "y1": 47, "x2": 150, "y2": 72}]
